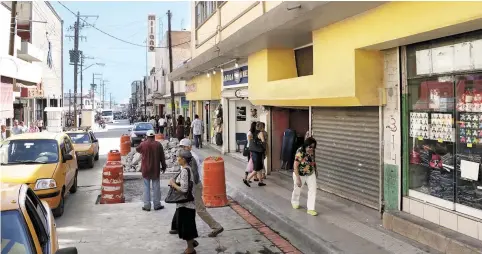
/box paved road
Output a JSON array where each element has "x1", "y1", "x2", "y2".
[{"x1": 54, "y1": 120, "x2": 283, "y2": 253}]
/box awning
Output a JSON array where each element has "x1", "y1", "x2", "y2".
[
  {"x1": 0, "y1": 55, "x2": 42, "y2": 85},
  {"x1": 0, "y1": 77, "x2": 14, "y2": 119}
]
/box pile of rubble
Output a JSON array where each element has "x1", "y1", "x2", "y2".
[{"x1": 121, "y1": 138, "x2": 183, "y2": 173}]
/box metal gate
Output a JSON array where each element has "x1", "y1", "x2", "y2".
[{"x1": 312, "y1": 107, "x2": 380, "y2": 209}]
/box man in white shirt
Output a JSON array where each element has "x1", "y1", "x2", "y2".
[
  {"x1": 11, "y1": 120, "x2": 23, "y2": 135},
  {"x1": 191, "y1": 114, "x2": 203, "y2": 149},
  {"x1": 158, "y1": 116, "x2": 166, "y2": 134},
  {"x1": 170, "y1": 138, "x2": 223, "y2": 238}
]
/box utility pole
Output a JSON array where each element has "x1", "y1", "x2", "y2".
[
  {"x1": 79, "y1": 53, "x2": 94, "y2": 110},
  {"x1": 143, "y1": 77, "x2": 147, "y2": 116},
  {"x1": 110, "y1": 93, "x2": 112, "y2": 109},
  {"x1": 73, "y1": 12, "x2": 80, "y2": 128},
  {"x1": 68, "y1": 89, "x2": 72, "y2": 118},
  {"x1": 167, "y1": 10, "x2": 176, "y2": 131}
]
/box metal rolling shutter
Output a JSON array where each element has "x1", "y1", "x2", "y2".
[{"x1": 312, "y1": 107, "x2": 380, "y2": 209}]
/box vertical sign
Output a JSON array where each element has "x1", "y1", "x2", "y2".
[{"x1": 148, "y1": 15, "x2": 156, "y2": 52}]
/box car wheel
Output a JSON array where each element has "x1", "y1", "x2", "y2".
[
  {"x1": 88, "y1": 156, "x2": 95, "y2": 168},
  {"x1": 69, "y1": 171, "x2": 78, "y2": 193},
  {"x1": 53, "y1": 189, "x2": 65, "y2": 217},
  {"x1": 94, "y1": 152, "x2": 99, "y2": 161}
]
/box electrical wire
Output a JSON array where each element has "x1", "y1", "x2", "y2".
[{"x1": 57, "y1": 1, "x2": 191, "y2": 49}]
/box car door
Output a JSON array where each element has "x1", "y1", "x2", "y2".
[
  {"x1": 89, "y1": 131, "x2": 99, "y2": 154},
  {"x1": 63, "y1": 137, "x2": 76, "y2": 187},
  {"x1": 24, "y1": 190, "x2": 50, "y2": 254}
]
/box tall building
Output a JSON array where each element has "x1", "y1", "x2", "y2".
[
  {"x1": 0, "y1": 1, "x2": 63, "y2": 127},
  {"x1": 168, "y1": 1, "x2": 482, "y2": 245}
]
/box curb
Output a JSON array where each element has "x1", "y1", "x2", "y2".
[
  {"x1": 226, "y1": 185, "x2": 340, "y2": 254},
  {"x1": 229, "y1": 200, "x2": 302, "y2": 254}
]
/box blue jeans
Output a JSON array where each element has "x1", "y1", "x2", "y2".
[
  {"x1": 194, "y1": 134, "x2": 202, "y2": 148},
  {"x1": 143, "y1": 178, "x2": 161, "y2": 209}
]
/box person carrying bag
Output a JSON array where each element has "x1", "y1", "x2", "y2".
[{"x1": 166, "y1": 150, "x2": 198, "y2": 254}]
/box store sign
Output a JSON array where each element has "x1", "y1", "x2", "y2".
[
  {"x1": 180, "y1": 96, "x2": 189, "y2": 109},
  {"x1": 147, "y1": 15, "x2": 156, "y2": 52},
  {"x1": 223, "y1": 66, "x2": 248, "y2": 86},
  {"x1": 185, "y1": 83, "x2": 197, "y2": 93}
]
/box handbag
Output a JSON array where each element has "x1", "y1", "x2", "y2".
[
  {"x1": 164, "y1": 167, "x2": 195, "y2": 204},
  {"x1": 243, "y1": 146, "x2": 250, "y2": 157}
]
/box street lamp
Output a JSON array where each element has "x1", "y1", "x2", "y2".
[{"x1": 80, "y1": 62, "x2": 105, "y2": 110}]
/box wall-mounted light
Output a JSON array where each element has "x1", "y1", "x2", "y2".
[
  {"x1": 234, "y1": 62, "x2": 239, "y2": 68},
  {"x1": 220, "y1": 68, "x2": 224, "y2": 73},
  {"x1": 207, "y1": 73, "x2": 210, "y2": 78},
  {"x1": 213, "y1": 70, "x2": 216, "y2": 74}
]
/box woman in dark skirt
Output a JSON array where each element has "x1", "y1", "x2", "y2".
[
  {"x1": 169, "y1": 150, "x2": 198, "y2": 254},
  {"x1": 243, "y1": 122, "x2": 266, "y2": 187}
]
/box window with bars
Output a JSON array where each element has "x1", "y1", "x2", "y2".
[{"x1": 195, "y1": 1, "x2": 220, "y2": 28}]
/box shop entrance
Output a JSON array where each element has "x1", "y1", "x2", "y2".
[
  {"x1": 226, "y1": 99, "x2": 260, "y2": 154},
  {"x1": 271, "y1": 107, "x2": 309, "y2": 172}
]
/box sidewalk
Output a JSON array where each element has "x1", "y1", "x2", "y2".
[
  {"x1": 55, "y1": 182, "x2": 288, "y2": 254},
  {"x1": 194, "y1": 146, "x2": 440, "y2": 254}
]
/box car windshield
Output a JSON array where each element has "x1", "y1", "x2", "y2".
[
  {"x1": 135, "y1": 123, "x2": 153, "y2": 131},
  {"x1": 102, "y1": 111, "x2": 113, "y2": 116},
  {"x1": 0, "y1": 139, "x2": 59, "y2": 165},
  {"x1": 67, "y1": 133, "x2": 90, "y2": 144},
  {"x1": 1, "y1": 210, "x2": 33, "y2": 253}
]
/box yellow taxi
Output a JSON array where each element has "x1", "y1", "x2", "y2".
[
  {"x1": 0, "y1": 132, "x2": 78, "y2": 217},
  {"x1": 65, "y1": 130, "x2": 99, "y2": 168},
  {"x1": 1, "y1": 183, "x2": 78, "y2": 254}
]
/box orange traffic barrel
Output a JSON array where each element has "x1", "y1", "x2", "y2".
[
  {"x1": 107, "y1": 149, "x2": 121, "y2": 161},
  {"x1": 202, "y1": 156, "x2": 229, "y2": 207},
  {"x1": 120, "y1": 134, "x2": 130, "y2": 143},
  {"x1": 155, "y1": 133, "x2": 164, "y2": 141},
  {"x1": 100, "y1": 161, "x2": 124, "y2": 204},
  {"x1": 120, "y1": 141, "x2": 131, "y2": 156}
]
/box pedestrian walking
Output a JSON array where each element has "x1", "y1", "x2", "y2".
[
  {"x1": 244, "y1": 122, "x2": 257, "y2": 182},
  {"x1": 11, "y1": 120, "x2": 23, "y2": 135},
  {"x1": 291, "y1": 137, "x2": 318, "y2": 216},
  {"x1": 37, "y1": 119, "x2": 43, "y2": 132},
  {"x1": 176, "y1": 115, "x2": 185, "y2": 140},
  {"x1": 170, "y1": 138, "x2": 224, "y2": 238},
  {"x1": 191, "y1": 115, "x2": 203, "y2": 148},
  {"x1": 158, "y1": 114, "x2": 166, "y2": 135},
  {"x1": 136, "y1": 130, "x2": 167, "y2": 211},
  {"x1": 168, "y1": 150, "x2": 199, "y2": 254},
  {"x1": 1, "y1": 125, "x2": 8, "y2": 141},
  {"x1": 27, "y1": 122, "x2": 39, "y2": 133},
  {"x1": 185, "y1": 117, "x2": 192, "y2": 139},
  {"x1": 243, "y1": 122, "x2": 266, "y2": 187}
]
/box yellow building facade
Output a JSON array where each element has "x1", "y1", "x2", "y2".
[{"x1": 172, "y1": 1, "x2": 482, "y2": 246}]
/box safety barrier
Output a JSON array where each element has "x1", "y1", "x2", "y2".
[
  {"x1": 100, "y1": 161, "x2": 125, "y2": 204},
  {"x1": 155, "y1": 134, "x2": 164, "y2": 141},
  {"x1": 107, "y1": 149, "x2": 121, "y2": 162},
  {"x1": 202, "y1": 156, "x2": 229, "y2": 207},
  {"x1": 120, "y1": 141, "x2": 131, "y2": 156}
]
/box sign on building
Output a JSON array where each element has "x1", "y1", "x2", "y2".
[
  {"x1": 223, "y1": 66, "x2": 248, "y2": 86},
  {"x1": 148, "y1": 15, "x2": 156, "y2": 52},
  {"x1": 185, "y1": 83, "x2": 197, "y2": 93}
]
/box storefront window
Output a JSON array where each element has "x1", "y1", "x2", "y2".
[
  {"x1": 407, "y1": 77, "x2": 456, "y2": 203},
  {"x1": 407, "y1": 73, "x2": 482, "y2": 211}
]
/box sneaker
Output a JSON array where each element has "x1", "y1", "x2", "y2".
[
  {"x1": 154, "y1": 205, "x2": 164, "y2": 210},
  {"x1": 142, "y1": 207, "x2": 151, "y2": 212},
  {"x1": 258, "y1": 182, "x2": 266, "y2": 187},
  {"x1": 292, "y1": 204, "x2": 300, "y2": 209},
  {"x1": 243, "y1": 179, "x2": 251, "y2": 187},
  {"x1": 307, "y1": 210, "x2": 318, "y2": 216},
  {"x1": 208, "y1": 227, "x2": 224, "y2": 237},
  {"x1": 169, "y1": 230, "x2": 178, "y2": 234}
]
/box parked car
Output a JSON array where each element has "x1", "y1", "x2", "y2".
[
  {"x1": 0, "y1": 132, "x2": 78, "y2": 217},
  {"x1": 1, "y1": 183, "x2": 78, "y2": 254},
  {"x1": 66, "y1": 130, "x2": 99, "y2": 168},
  {"x1": 129, "y1": 122, "x2": 154, "y2": 147}
]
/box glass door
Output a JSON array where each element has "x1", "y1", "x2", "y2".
[{"x1": 455, "y1": 73, "x2": 482, "y2": 219}]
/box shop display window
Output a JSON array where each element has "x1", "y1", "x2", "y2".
[{"x1": 408, "y1": 74, "x2": 482, "y2": 212}]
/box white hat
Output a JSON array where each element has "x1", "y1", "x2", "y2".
[
  {"x1": 146, "y1": 130, "x2": 155, "y2": 137},
  {"x1": 179, "y1": 138, "x2": 192, "y2": 147}
]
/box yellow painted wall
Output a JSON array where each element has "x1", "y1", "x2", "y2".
[
  {"x1": 221, "y1": 2, "x2": 263, "y2": 40},
  {"x1": 264, "y1": 1, "x2": 282, "y2": 12},
  {"x1": 249, "y1": 1, "x2": 482, "y2": 106},
  {"x1": 185, "y1": 73, "x2": 222, "y2": 101}
]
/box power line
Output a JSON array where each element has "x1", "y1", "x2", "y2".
[{"x1": 57, "y1": 2, "x2": 190, "y2": 49}]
